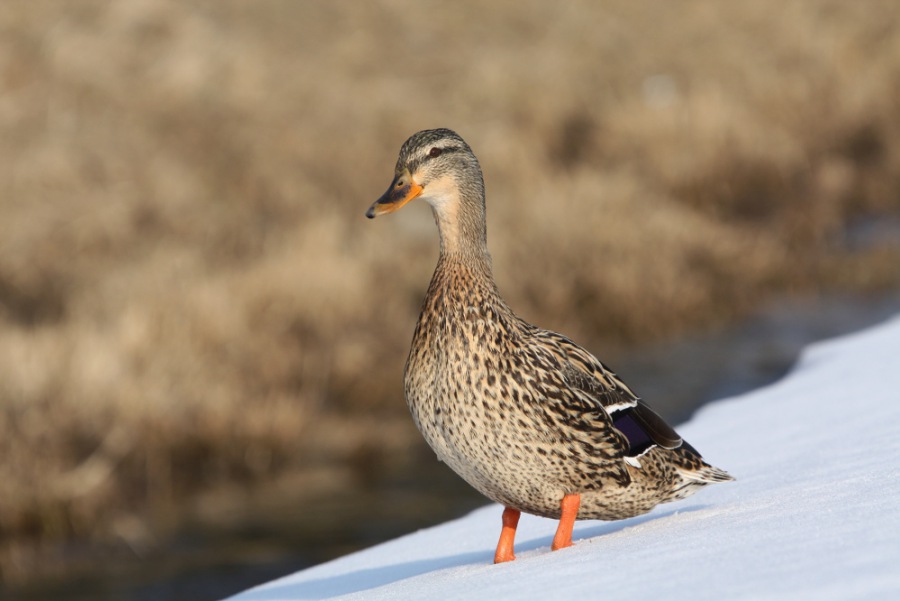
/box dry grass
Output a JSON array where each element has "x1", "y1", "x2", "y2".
[{"x1": 1, "y1": 0, "x2": 899, "y2": 583}]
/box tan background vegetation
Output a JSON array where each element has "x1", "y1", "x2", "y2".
[{"x1": 1, "y1": 0, "x2": 899, "y2": 584}]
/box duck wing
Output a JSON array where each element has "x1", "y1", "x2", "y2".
[{"x1": 532, "y1": 328, "x2": 682, "y2": 453}]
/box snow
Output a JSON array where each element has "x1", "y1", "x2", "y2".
[{"x1": 227, "y1": 315, "x2": 900, "y2": 601}]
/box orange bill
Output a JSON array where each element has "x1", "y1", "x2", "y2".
[{"x1": 365, "y1": 169, "x2": 423, "y2": 218}]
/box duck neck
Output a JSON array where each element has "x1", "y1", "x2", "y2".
[
  {"x1": 432, "y1": 176, "x2": 492, "y2": 272},
  {"x1": 435, "y1": 209, "x2": 489, "y2": 261}
]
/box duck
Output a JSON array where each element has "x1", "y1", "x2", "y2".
[{"x1": 365, "y1": 128, "x2": 733, "y2": 563}]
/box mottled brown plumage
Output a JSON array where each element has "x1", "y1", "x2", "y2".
[{"x1": 366, "y1": 128, "x2": 733, "y2": 561}]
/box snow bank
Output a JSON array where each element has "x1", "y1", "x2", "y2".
[{"x1": 228, "y1": 315, "x2": 900, "y2": 601}]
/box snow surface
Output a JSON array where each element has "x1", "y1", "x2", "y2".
[{"x1": 228, "y1": 315, "x2": 900, "y2": 601}]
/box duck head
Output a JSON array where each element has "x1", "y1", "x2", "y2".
[{"x1": 366, "y1": 128, "x2": 485, "y2": 220}]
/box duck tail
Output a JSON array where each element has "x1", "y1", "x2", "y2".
[
  {"x1": 673, "y1": 440, "x2": 734, "y2": 481},
  {"x1": 660, "y1": 441, "x2": 734, "y2": 502},
  {"x1": 679, "y1": 461, "x2": 735, "y2": 484}
]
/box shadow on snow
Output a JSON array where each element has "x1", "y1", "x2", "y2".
[{"x1": 237, "y1": 505, "x2": 709, "y2": 600}]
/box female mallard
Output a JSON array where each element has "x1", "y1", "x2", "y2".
[{"x1": 365, "y1": 128, "x2": 733, "y2": 563}]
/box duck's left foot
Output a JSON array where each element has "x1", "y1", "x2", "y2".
[
  {"x1": 494, "y1": 507, "x2": 521, "y2": 563},
  {"x1": 551, "y1": 493, "x2": 581, "y2": 551}
]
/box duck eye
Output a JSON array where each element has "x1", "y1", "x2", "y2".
[{"x1": 428, "y1": 147, "x2": 443, "y2": 158}]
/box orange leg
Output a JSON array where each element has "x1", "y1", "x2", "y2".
[
  {"x1": 551, "y1": 493, "x2": 581, "y2": 551},
  {"x1": 494, "y1": 507, "x2": 521, "y2": 563}
]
